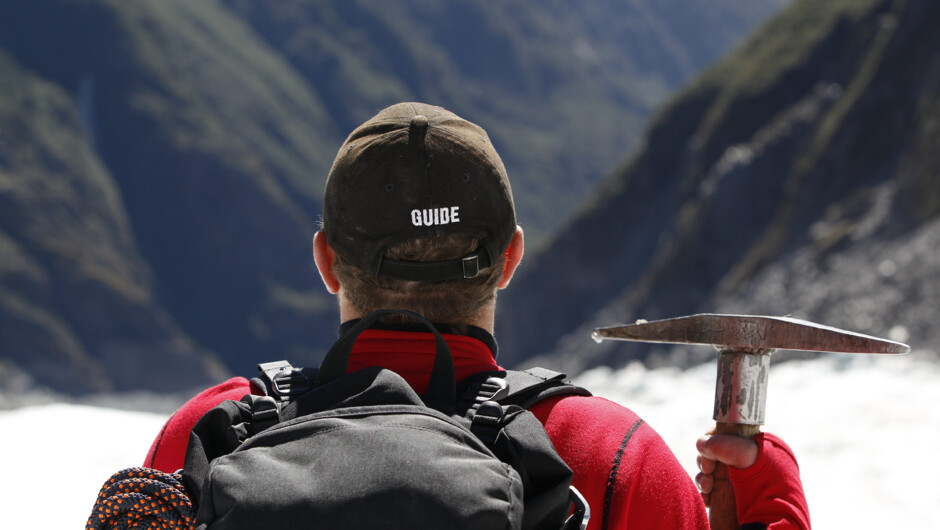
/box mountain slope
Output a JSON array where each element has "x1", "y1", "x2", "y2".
[
  {"x1": 0, "y1": 51, "x2": 225, "y2": 393},
  {"x1": 217, "y1": 0, "x2": 789, "y2": 242},
  {"x1": 500, "y1": 0, "x2": 940, "y2": 371},
  {"x1": 0, "y1": 0, "x2": 340, "y2": 382},
  {"x1": 0, "y1": 0, "x2": 785, "y2": 392}
]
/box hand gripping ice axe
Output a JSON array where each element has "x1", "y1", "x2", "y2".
[{"x1": 592, "y1": 314, "x2": 909, "y2": 530}]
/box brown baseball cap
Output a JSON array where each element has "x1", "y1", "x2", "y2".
[{"x1": 323, "y1": 102, "x2": 516, "y2": 281}]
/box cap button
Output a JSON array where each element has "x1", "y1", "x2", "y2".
[
  {"x1": 410, "y1": 115, "x2": 429, "y2": 130},
  {"x1": 409, "y1": 115, "x2": 429, "y2": 146}
]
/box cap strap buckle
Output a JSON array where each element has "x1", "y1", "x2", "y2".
[{"x1": 461, "y1": 254, "x2": 480, "y2": 278}]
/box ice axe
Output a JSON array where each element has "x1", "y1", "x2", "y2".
[{"x1": 592, "y1": 314, "x2": 909, "y2": 530}]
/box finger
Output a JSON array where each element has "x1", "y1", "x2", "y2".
[
  {"x1": 697, "y1": 454, "x2": 716, "y2": 475},
  {"x1": 697, "y1": 434, "x2": 759, "y2": 469},
  {"x1": 701, "y1": 492, "x2": 710, "y2": 507},
  {"x1": 695, "y1": 471, "x2": 714, "y2": 494}
]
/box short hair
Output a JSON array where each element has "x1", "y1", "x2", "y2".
[{"x1": 332, "y1": 233, "x2": 504, "y2": 327}]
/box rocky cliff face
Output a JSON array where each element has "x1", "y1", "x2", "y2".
[
  {"x1": 500, "y1": 0, "x2": 940, "y2": 372},
  {"x1": 0, "y1": 0, "x2": 779, "y2": 393},
  {"x1": 1, "y1": 0, "x2": 340, "y2": 391},
  {"x1": 0, "y1": 52, "x2": 226, "y2": 393},
  {"x1": 216, "y1": 0, "x2": 787, "y2": 241}
]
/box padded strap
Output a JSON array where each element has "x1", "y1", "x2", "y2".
[
  {"x1": 501, "y1": 368, "x2": 592, "y2": 409},
  {"x1": 459, "y1": 367, "x2": 592, "y2": 411}
]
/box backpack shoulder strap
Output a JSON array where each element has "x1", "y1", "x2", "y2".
[
  {"x1": 462, "y1": 368, "x2": 593, "y2": 530},
  {"x1": 502, "y1": 367, "x2": 592, "y2": 408},
  {"x1": 255, "y1": 361, "x2": 591, "y2": 412},
  {"x1": 462, "y1": 367, "x2": 591, "y2": 410}
]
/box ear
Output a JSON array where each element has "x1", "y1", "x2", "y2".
[
  {"x1": 497, "y1": 226, "x2": 525, "y2": 289},
  {"x1": 313, "y1": 231, "x2": 341, "y2": 294}
]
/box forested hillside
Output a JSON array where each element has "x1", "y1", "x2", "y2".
[
  {"x1": 0, "y1": 52, "x2": 226, "y2": 393},
  {"x1": 500, "y1": 0, "x2": 940, "y2": 373},
  {"x1": 0, "y1": 0, "x2": 782, "y2": 393}
]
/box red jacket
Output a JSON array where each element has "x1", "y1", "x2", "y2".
[{"x1": 145, "y1": 327, "x2": 808, "y2": 529}]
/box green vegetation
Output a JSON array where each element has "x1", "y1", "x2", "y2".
[
  {"x1": 217, "y1": 0, "x2": 785, "y2": 241},
  {"x1": 680, "y1": 0, "x2": 883, "y2": 147},
  {"x1": 500, "y1": 0, "x2": 940, "y2": 366},
  {"x1": 0, "y1": 51, "x2": 137, "y2": 390},
  {"x1": 0, "y1": 51, "x2": 144, "y2": 303},
  {"x1": 0, "y1": 49, "x2": 223, "y2": 393},
  {"x1": 798, "y1": 0, "x2": 901, "y2": 178},
  {"x1": 103, "y1": 0, "x2": 337, "y2": 207},
  {"x1": 0, "y1": 0, "x2": 787, "y2": 391}
]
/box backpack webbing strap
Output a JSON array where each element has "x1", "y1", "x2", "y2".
[{"x1": 500, "y1": 367, "x2": 592, "y2": 409}]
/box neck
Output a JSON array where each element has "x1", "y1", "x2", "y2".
[{"x1": 338, "y1": 293, "x2": 496, "y2": 334}]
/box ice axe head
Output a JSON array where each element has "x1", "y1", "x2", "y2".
[
  {"x1": 593, "y1": 313, "x2": 909, "y2": 530},
  {"x1": 592, "y1": 313, "x2": 910, "y2": 354},
  {"x1": 593, "y1": 313, "x2": 909, "y2": 424}
]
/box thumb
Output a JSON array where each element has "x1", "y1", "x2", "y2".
[{"x1": 696, "y1": 434, "x2": 759, "y2": 470}]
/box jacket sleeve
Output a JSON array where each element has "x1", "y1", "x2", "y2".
[
  {"x1": 143, "y1": 377, "x2": 253, "y2": 473},
  {"x1": 729, "y1": 432, "x2": 811, "y2": 529},
  {"x1": 529, "y1": 395, "x2": 709, "y2": 530}
]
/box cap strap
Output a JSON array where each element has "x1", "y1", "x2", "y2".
[{"x1": 378, "y1": 250, "x2": 492, "y2": 281}]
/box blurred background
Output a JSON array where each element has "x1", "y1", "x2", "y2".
[{"x1": 1, "y1": 0, "x2": 938, "y2": 527}]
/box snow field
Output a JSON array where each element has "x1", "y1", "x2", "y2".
[
  {"x1": 577, "y1": 352, "x2": 940, "y2": 528},
  {"x1": 0, "y1": 352, "x2": 936, "y2": 528}
]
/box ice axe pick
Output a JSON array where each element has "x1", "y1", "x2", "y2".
[{"x1": 592, "y1": 314, "x2": 909, "y2": 530}]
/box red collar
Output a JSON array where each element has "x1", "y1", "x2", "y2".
[{"x1": 347, "y1": 329, "x2": 502, "y2": 394}]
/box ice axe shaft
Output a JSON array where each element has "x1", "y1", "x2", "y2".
[{"x1": 593, "y1": 313, "x2": 909, "y2": 530}]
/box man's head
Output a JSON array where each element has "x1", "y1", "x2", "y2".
[{"x1": 314, "y1": 102, "x2": 524, "y2": 328}]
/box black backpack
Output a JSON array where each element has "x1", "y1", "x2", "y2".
[{"x1": 182, "y1": 310, "x2": 591, "y2": 530}]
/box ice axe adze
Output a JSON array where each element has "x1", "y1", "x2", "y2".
[{"x1": 592, "y1": 314, "x2": 910, "y2": 530}]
